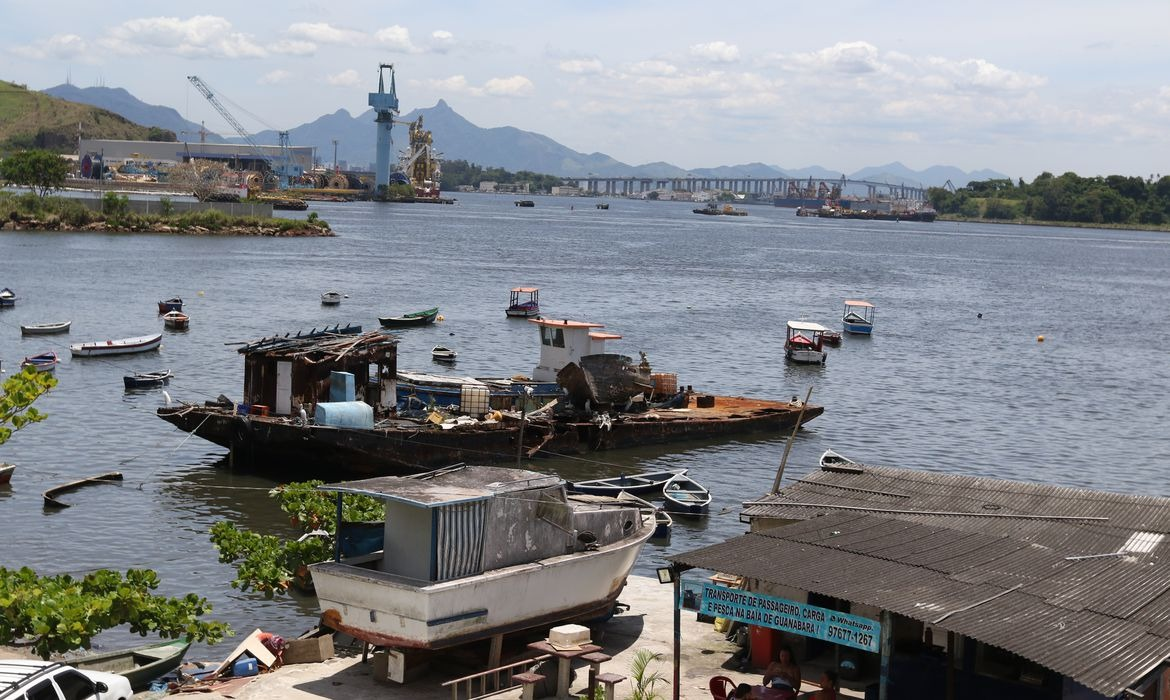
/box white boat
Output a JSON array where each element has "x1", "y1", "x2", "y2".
[
  {"x1": 819, "y1": 449, "x2": 860, "y2": 470},
  {"x1": 506, "y1": 286, "x2": 540, "y2": 318},
  {"x1": 843, "y1": 299, "x2": 875, "y2": 334},
  {"x1": 431, "y1": 345, "x2": 458, "y2": 362},
  {"x1": 321, "y1": 291, "x2": 342, "y2": 306},
  {"x1": 0, "y1": 287, "x2": 16, "y2": 308},
  {"x1": 784, "y1": 320, "x2": 828, "y2": 364},
  {"x1": 662, "y1": 472, "x2": 712, "y2": 516},
  {"x1": 21, "y1": 351, "x2": 59, "y2": 373},
  {"x1": 309, "y1": 464, "x2": 655, "y2": 650},
  {"x1": 20, "y1": 321, "x2": 71, "y2": 335},
  {"x1": 162, "y1": 311, "x2": 189, "y2": 330},
  {"x1": 70, "y1": 333, "x2": 163, "y2": 357}
]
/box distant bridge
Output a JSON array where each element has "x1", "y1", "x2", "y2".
[{"x1": 567, "y1": 175, "x2": 929, "y2": 201}]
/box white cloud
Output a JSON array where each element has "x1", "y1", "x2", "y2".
[
  {"x1": 793, "y1": 41, "x2": 886, "y2": 74},
  {"x1": 627, "y1": 60, "x2": 678, "y2": 77},
  {"x1": 690, "y1": 41, "x2": 739, "y2": 63},
  {"x1": 430, "y1": 30, "x2": 455, "y2": 53},
  {"x1": 326, "y1": 69, "x2": 362, "y2": 87},
  {"x1": 269, "y1": 39, "x2": 316, "y2": 55},
  {"x1": 98, "y1": 15, "x2": 266, "y2": 59},
  {"x1": 375, "y1": 25, "x2": 416, "y2": 52},
  {"x1": 260, "y1": 70, "x2": 293, "y2": 85},
  {"x1": 940, "y1": 58, "x2": 1047, "y2": 92},
  {"x1": 11, "y1": 33, "x2": 87, "y2": 59},
  {"x1": 286, "y1": 22, "x2": 364, "y2": 45},
  {"x1": 484, "y1": 75, "x2": 534, "y2": 97},
  {"x1": 558, "y1": 58, "x2": 603, "y2": 75}
]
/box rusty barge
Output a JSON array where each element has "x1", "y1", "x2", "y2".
[{"x1": 156, "y1": 321, "x2": 823, "y2": 476}]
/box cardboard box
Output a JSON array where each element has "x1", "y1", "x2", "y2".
[{"x1": 283, "y1": 636, "x2": 334, "y2": 665}]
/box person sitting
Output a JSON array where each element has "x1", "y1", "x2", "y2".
[
  {"x1": 800, "y1": 670, "x2": 839, "y2": 699},
  {"x1": 760, "y1": 672, "x2": 798, "y2": 700},
  {"x1": 762, "y1": 645, "x2": 801, "y2": 690},
  {"x1": 732, "y1": 682, "x2": 756, "y2": 699}
]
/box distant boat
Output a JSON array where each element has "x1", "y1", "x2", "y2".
[
  {"x1": 21, "y1": 351, "x2": 59, "y2": 373},
  {"x1": 70, "y1": 333, "x2": 163, "y2": 357},
  {"x1": 0, "y1": 463, "x2": 14, "y2": 485},
  {"x1": 596, "y1": 203, "x2": 609, "y2": 210},
  {"x1": 785, "y1": 320, "x2": 828, "y2": 364},
  {"x1": 0, "y1": 287, "x2": 16, "y2": 308},
  {"x1": 843, "y1": 299, "x2": 875, "y2": 335},
  {"x1": 162, "y1": 311, "x2": 189, "y2": 330},
  {"x1": 124, "y1": 369, "x2": 172, "y2": 390},
  {"x1": 70, "y1": 639, "x2": 191, "y2": 691},
  {"x1": 693, "y1": 202, "x2": 747, "y2": 216},
  {"x1": 157, "y1": 297, "x2": 183, "y2": 313},
  {"x1": 662, "y1": 472, "x2": 712, "y2": 516},
  {"x1": 431, "y1": 345, "x2": 457, "y2": 363},
  {"x1": 514, "y1": 200, "x2": 535, "y2": 207},
  {"x1": 321, "y1": 291, "x2": 342, "y2": 306},
  {"x1": 20, "y1": 321, "x2": 71, "y2": 335},
  {"x1": 821, "y1": 329, "x2": 842, "y2": 346},
  {"x1": 568, "y1": 469, "x2": 686, "y2": 497},
  {"x1": 506, "y1": 287, "x2": 540, "y2": 318},
  {"x1": 379, "y1": 307, "x2": 439, "y2": 328}
]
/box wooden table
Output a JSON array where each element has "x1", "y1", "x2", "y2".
[{"x1": 526, "y1": 640, "x2": 603, "y2": 699}]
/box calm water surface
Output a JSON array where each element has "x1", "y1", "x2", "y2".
[{"x1": 1, "y1": 194, "x2": 1169, "y2": 655}]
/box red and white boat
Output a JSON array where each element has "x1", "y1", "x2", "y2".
[
  {"x1": 70, "y1": 333, "x2": 163, "y2": 357},
  {"x1": 784, "y1": 320, "x2": 828, "y2": 364}
]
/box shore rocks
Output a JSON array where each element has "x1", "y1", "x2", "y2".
[{"x1": 1, "y1": 216, "x2": 334, "y2": 237}]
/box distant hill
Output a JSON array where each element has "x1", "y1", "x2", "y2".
[
  {"x1": 1, "y1": 80, "x2": 171, "y2": 154},
  {"x1": 42, "y1": 84, "x2": 225, "y2": 143},
  {"x1": 26, "y1": 82, "x2": 1006, "y2": 187}
]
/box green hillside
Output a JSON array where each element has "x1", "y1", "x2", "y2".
[{"x1": 0, "y1": 79, "x2": 173, "y2": 155}]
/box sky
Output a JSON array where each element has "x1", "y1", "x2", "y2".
[{"x1": 3, "y1": 0, "x2": 1169, "y2": 180}]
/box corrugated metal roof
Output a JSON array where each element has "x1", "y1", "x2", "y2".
[
  {"x1": 674, "y1": 462, "x2": 1170, "y2": 696},
  {"x1": 320, "y1": 465, "x2": 561, "y2": 506}
]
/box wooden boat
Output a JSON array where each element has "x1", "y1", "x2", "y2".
[
  {"x1": 124, "y1": 370, "x2": 172, "y2": 389},
  {"x1": 821, "y1": 329, "x2": 842, "y2": 345},
  {"x1": 70, "y1": 639, "x2": 191, "y2": 691},
  {"x1": 0, "y1": 463, "x2": 14, "y2": 485},
  {"x1": 819, "y1": 448, "x2": 861, "y2": 470},
  {"x1": 310, "y1": 465, "x2": 654, "y2": 650},
  {"x1": 43, "y1": 471, "x2": 123, "y2": 509},
  {"x1": 785, "y1": 320, "x2": 828, "y2": 364},
  {"x1": 157, "y1": 297, "x2": 183, "y2": 313},
  {"x1": 0, "y1": 287, "x2": 16, "y2": 307},
  {"x1": 431, "y1": 345, "x2": 457, "y2": 363},
  {"x1": 20, "y1": 321, "x2": 71, "y2": 335},
  {"x1": 162, "y1": 311, "x2": 189, "y2": 330},
  {"x1": 843, "y1": 299, "x2": 875, "y2": 335},
  {"x1": 70, "y1": 333, "x2": 163, "y2": 357},
  {"x1": 568, "y1": 469, "x2": 686, "y2": 497},
  {"x1": 321, "y1": 291, "x2": 342, "y2": 306},
  {"x1": 506, "y1": 286, "x2": 540, "y2": 318},
  {"x1": 21, "y1": 351, "x2": 58, "y2": 373},
  {"x1": 662, "y1": 472, "x2": 712, "y2": 516},
  {"x1": 378, "y1": 307, "x2": 439, "y2": 328}
]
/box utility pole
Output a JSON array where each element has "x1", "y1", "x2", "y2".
[{"x1": 332, "y1": 139, "x2": 339, "y2": 172}]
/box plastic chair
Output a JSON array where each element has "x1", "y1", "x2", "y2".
[{"x1": 710, "y1": 675, "x2": 736, "y2": 700}]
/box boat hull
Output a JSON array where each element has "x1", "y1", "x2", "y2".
[
  {"x1": 505, "y1": 306, "x2": 540, "y2": 318},
  {"x1": 785, "y1": 347, "x2": 826, "y2": 364},
  {"x1": 842, "y1": 321, "x2": 873, "y2": 335},
  {"x1": 663, "y1": 497, "x2": 710, "y2": 516},
  {"x1": 379, "y1": 310, "x2": 438, "y2": 327},
  {"x1": 71, "y1": 334, "x2": 163, "y2": 357},
  {"x1": 21, "y1": 322, "x2": 71, "y2": 335},
  {"x1": 310, "y1": 519, "x2": 651, "y2": 650},
  {"x1": 0, "y1": 464, "x2": 13, "y2": 485},
  {"x1": 71, "y1": 640, "x2": 190, "y2": 691}
]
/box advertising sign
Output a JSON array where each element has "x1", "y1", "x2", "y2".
[{"x1": 699, "y1": 583, "x2": 881, "y2": 653}]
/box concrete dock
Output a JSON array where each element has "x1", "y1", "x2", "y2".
[{"x1": 168, "y1": 575, "x2": 862, "y2": 699}]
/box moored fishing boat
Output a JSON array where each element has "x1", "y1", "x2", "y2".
[
  {"x1": 20, "y1": 321, "x2": 71, "y2": 335},
  {"x1": 162, "y1": 311, "x2": 189, "y2": 330},
  {"x1": 0, "y1": 463, "x2": 14, "y2": 485},
  {"x1": 568, "y1": 469, "x2": 685, "y2": 497},
  {"x1": 506, "y1": 286, "x2": 540, "y2": 318},
  {"x1": 321, "y1": 291, "x2": 342, "y2": 306},
  {"x1": 0, "y1": 287, "x2": 16, "y2": 308},
  {"x1": 378, "y1": 307, "x2": 438, "y2": 327},
  {"x1": 70, "y1": 333, "x2": 162, "y2": 357},
  {"x1": 819, "y1": 448, "x2": 860, "y2": 470},
  {"x1": 69, "y1": 639, "x2": 191, "y2": 691},
  {"x1": 662, "y1": 471, "x2": 712, "y2": 515},
  {"x1": 309, "y1": 465, "x2": 655, "y2": 650},
  {"x1": 124, "y1": 370, "x2": 172, "y2": 389},
  {"x1": 157, "y1": 297, "x2": 182, "y2": 313},
  {"x1": 21, "y1": 351, "x2": 59, "y2": 373},
  {"x1": 843, "y1": 299, "x2": 875, "y2": 335},
  {"x1": 785, "y1": 320, "x2": 828, "y2": 364},
  {"x1": 430, "y1": 345, "x2": 457, "y2": 363}
]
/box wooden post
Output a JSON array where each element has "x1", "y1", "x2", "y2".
[
  {"x1": 672, "y1": 573, "x2": 681, "y2": 700},
  {"x1": 771, "y1": 387, "x2": 813, "y2": 492},
  {"x1": 487, "y1": 633, "x2": 503, "y2": 691},
  {"x1": 946, "y1": 631, "x2": 956, "y2": 700},
  {"x1": 516, "y1": 404, "x2": 527, "y2": 468},
  {"x1": 879, "y1": 609, "x2": 892, "y2": 700},
  {"x1": 334, "y1": 493, "x2": 343, "y2": 562}
]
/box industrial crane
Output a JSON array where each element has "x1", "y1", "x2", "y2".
[{"x1": 186, "y1": 75, "x2": 302, "y2": 189}]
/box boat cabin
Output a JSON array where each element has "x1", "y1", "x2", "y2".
[
  {"x1": 506, "y1": 287, "x2": 540, "y2": 318},
  {"x1": 785, "y1": 320, "x2": 828, "y2": 364},
  {"x1": 529, "y1": 318, "x2": 622, "y2": 382},
  {"x1": 238, "y1": 326, "x2": 397, "y2": 416},
  {"x1": 842, "y1": 299, "x2": 875, "y2": 334}
]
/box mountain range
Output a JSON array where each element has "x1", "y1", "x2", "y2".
[{"x1": 42, "y1": 83, "x2": 1005, "y2": 187}]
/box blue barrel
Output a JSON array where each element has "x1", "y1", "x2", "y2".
[{"x1": 315, "y1": 401, "x2": 373, "y2": 428}]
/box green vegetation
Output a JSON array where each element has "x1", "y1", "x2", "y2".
[
  {"x1": 441, "y1": 159, "x2": 565, "y2": 193},
  {"x1": 210, "y1": 481, "x2": 385, "y2": 597},
  {"x1": 0, "y1": 368, "x2": 230, "y2": 659},
  {"x1": 1, "y1": 366, "x2": 57, "y2": 447},
  {"x1": 627, "y1": 649, "x2": 669, "y2": 700},
  {"x1": 0, "y1": 191, "x2": 332, "y2": 235},
  {"x1": 0, "y1": 80, "x2": 174, "y2": 155},
  {"x1": 929, "y1": 173, "x2": 1170, "y2": 227},
  {"x1": 0, "y1": 150, "x2": 69, "y2": 197},
  {"x1": 0, "y1": 566, "x2": 231, "y2": 659}
]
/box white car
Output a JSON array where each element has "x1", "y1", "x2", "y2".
[{"x1": 0, "y1": 659, "x2": 132, "y2": 700}]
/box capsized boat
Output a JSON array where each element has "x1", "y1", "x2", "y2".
[
  {"x1": 568, "y1": 469, "x2": 686, "y2": 497},
  {"x1": 843, "y1": 299, "x2": 875, "y2": 335},
  {"x1": 309, "y1": 464, "x2": 655, "y2": 650},
  {"x1": 662, "y1": 472, "x2": 712, "y2": 516},
  {"x1": 71, "y1": 333, "x2": 163, "y2": 357},
  {"x1": 20, "y1": 321, "x2": 71, "y2": 335},
  {"x1": 378, "y1": 307, "x2": 439, "y2": 328},
  {"x1": 69, "y1": 639, "x2": 190, "y2": 691},
  {"x1": 506, "y1": 287, "x2": 540, "y2": 318},
  {"x1": 785, "y1": 321, "x2": 828, "y2": 364}
]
